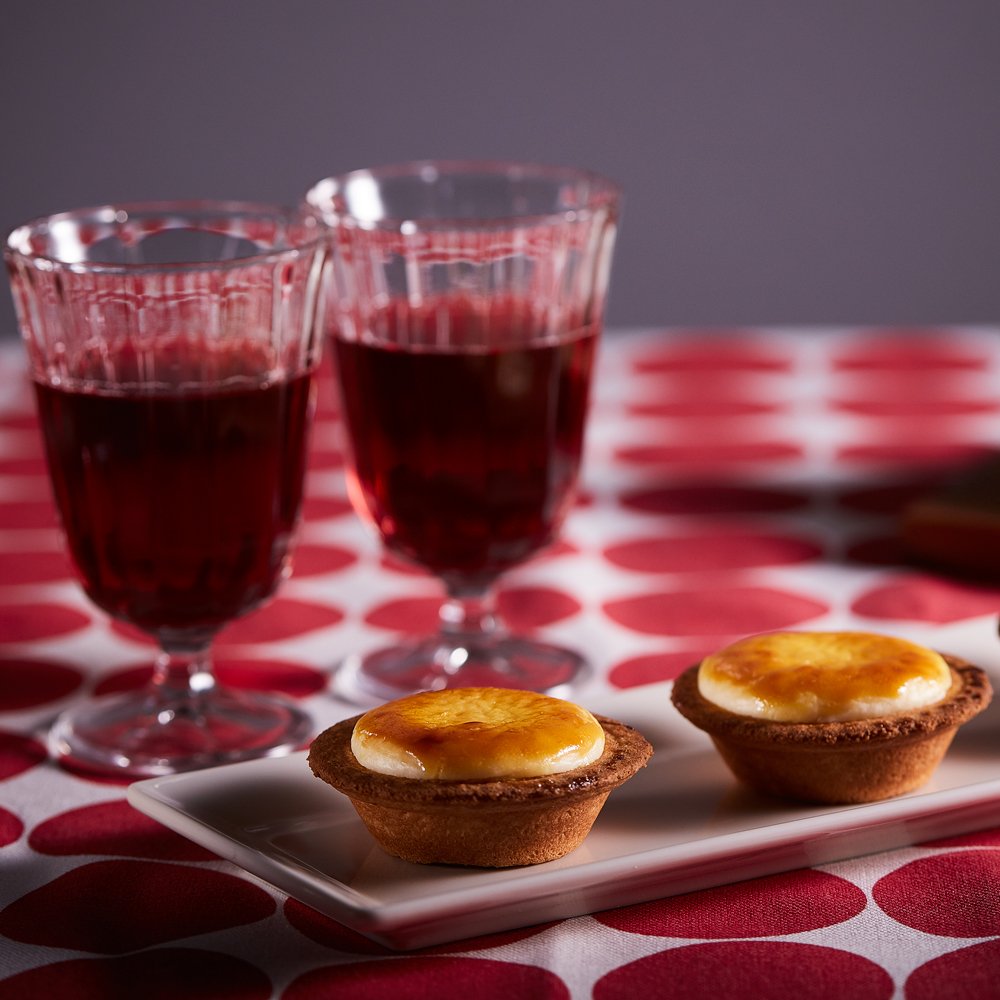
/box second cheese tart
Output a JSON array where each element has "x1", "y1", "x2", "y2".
[{"x1": 671, "y1": 630, "x2": 992, "y2": 804}]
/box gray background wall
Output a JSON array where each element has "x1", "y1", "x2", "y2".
[{"x1": 3, "y1": 0, "x2": 999, "y2": 336}]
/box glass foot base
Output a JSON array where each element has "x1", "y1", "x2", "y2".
[
  {"x1": 333, "y1": 634, "x2": 590, "y2": 705},
  {"x1": 48, "y1": 687, "x2": 313, "y2": 778}
]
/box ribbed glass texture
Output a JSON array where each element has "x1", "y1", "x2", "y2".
[
  {"x1": 307, "y1": 161, "x2": 620, "y2": 351},
  {"x1": 5, "y1": 201, "x2": 329, "y2": 387}
]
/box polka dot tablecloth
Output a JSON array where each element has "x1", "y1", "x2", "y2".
[{"x1": 2, "y1": 327, "x2": 1000, "y2": 999}]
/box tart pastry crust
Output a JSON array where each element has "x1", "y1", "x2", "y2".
[
  {"x1": 670, "y1": 655, "x2": 991, "y2": 804},
  {"x1": 308, "y1": 713, "x2": 652, "y2": 867}
]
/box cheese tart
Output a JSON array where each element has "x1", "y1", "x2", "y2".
[
  {"x1": 308, "y1": 686, "x2": 652, "y2": 867},
  {"x1": 670, "y1": 630, "x2": 992, "y2": 804}
]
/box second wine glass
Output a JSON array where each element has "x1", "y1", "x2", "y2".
[{"x1": 307, "y1": 161, "x2": 621, "y2": 701}]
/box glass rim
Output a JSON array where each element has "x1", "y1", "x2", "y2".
[
  {"x1": 3, "y1": 198, "x2": 329, "y2": 275},
  {"x1": 305, "y1": 159, "x2": 622, "y2": 232}
]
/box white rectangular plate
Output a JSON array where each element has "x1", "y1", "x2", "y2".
[{"x1": 128, "y1": 617, "x2": 1000, "y2": 950}]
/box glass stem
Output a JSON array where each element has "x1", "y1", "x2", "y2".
[
  {"x1": 151, "y1": 636, "x2": 217, "y2": 704},
  {"x1": 438, "y1": 585, "x2": 503, "y2": 642}
]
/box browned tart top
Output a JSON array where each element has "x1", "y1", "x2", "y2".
[
  {"x1": 671, "y1": 654, "x2": 992, "y2": 749},
  {"x1": 308, "y1": 713, "x2": 653, "y2": 808}
]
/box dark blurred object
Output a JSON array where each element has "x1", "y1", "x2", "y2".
[{"x1": 902, "y1": 453, "x2": 1000, "y2": 579}]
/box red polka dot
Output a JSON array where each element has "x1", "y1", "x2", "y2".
[
  {"x1": 283, "y1": 899, "x2": 389, "y2": 956},
  {"x1": 620, "y1": 484, "x2": 808, "y2": 516},
  {"x1": 0, "y1": 549, "x2": 74, "y2": 585},
  {"x1": 836, "y1": 442, "x2": 990, "y2": 468},
  {"x1": 851, "y1": 574, "x2": 1000, "y2": 623},
  {"x1": 0, "y1": 657, "x2": 84, "y2": 711},
  {"x1": 832, "y1": 367, "x2": 977, "y2": 399},
  {"x1": 0, "y1": 499, "x2": 60, "y2": 529},
  {"x1": 301, "y1": 494, "x2": 355, "y2": 521},
  {"x1": 873, "y1": 851, "x2": 1000, "y2": 936},
  {"x1": 633, "y1": 337, "x2": 791, "y2": 372},
  {"x1": 905, "y1": 940, "x2": 1000, "y2": 1000},
  {"x1": 284, "y1": 957, "x2": 569, "y2": 1000},
  {"x1": 0, "y1": 947, "x2": 270, "y2": 1000},
  {"x1": 623, "y1": 370, "x2": 780, "y2": 405},
  {"x1": 308, "y1": 446, "x2": 344, "y2": 470},
  {"x1": 366, "y1": 588, "x2": 581, "y2": 633},
  {"x1": 365, "y1": 595, "x2": 439, "y2": 633},
  {"x1": 620, "y1": 422, "x2": 775, "y2": 446},
  {"x1": 626, "y1": 398, "x2": 780, "y2": 418},
  {"x1": 832, "y1": 335, "x2": 988, "y2": 370},
  {"x1": 608, "y1": 648, "x2": 712, "y2": 688},
  {"x1": 289, "y1": 543, "x2": 356, "y2": 578},
  {"x1": 314, "y1": 371, "x2": 339, "y2": 410},
  {"x1": 603, "y1": 531, "x2": 822, "y2": 573},
  {"x1": 0, "y1": 731, "x2": 47, "y2": 781},
  {"x1": 617, "y1": 441, "x2": 802, "y2": 469},
  {"x1": 93, "y1": 665, "x2": 154, "y2": 694},
  {"x1": 29, "y1": 799, "x2": 216, "y2": 861},
  {"x1": 0, "y1": 413, "x2": 38, "y2": 431},
  {"x1": 218, "y1": 597, "x2": 342, "y2": 644},
  {"x1": 0, "y1": 452, "x2": 48, "y2": 475},
  {"x1": 0, "y1": 805, "x2": 23, "y2": 848},
  {"x1": 219, "y1": 658, "x2": 328, "y2": 698},
  {"x1": 596, "y1": 870, "x2": 866, "y2": 937},
  {"x1": 831, "y1": 397, "x2": 998, "y2": 418},
  {"x1": 604, "y1": 586, "x2": 828, "y2": 636},
  {"x1": 498, "y1": 586, "x2": 581, "y2": 628},
  {"x1": 594, "y1": 941, "x2": 892, "y2": 1000},
  {"x1": 0, "y1": 860, "x2": 275, "y2": 953},
  {"x1": 0, "y1": 602, "x2": 91, "y2": 642},
  {"x1": 283, "y1": 898, "x2": 558, "y2": 956},
  {"x1": 95, "y1": 657, "x2": 328, "y2": 700}
]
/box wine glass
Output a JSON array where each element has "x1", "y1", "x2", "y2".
[
  {"x1": 306, "y1": 161, "x2": 620, "y2": 701},
  {"x1": 4, "y1": 201, "x2": 329, "y2": 777}
]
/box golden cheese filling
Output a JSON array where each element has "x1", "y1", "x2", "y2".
[
  {"x1": 697, "y1": 630, "x2": 953, "y2": 723},
  {"x1": 351, "y1": 687, "x2": 606, "y2": 780}
]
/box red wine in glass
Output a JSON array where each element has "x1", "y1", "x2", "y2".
[
  {"x1": 34, "y1": 342, "x2": 313, "y2": 638},
  {"x1": 334, "y1": 298, "x2": 597, "y2": 592}
]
